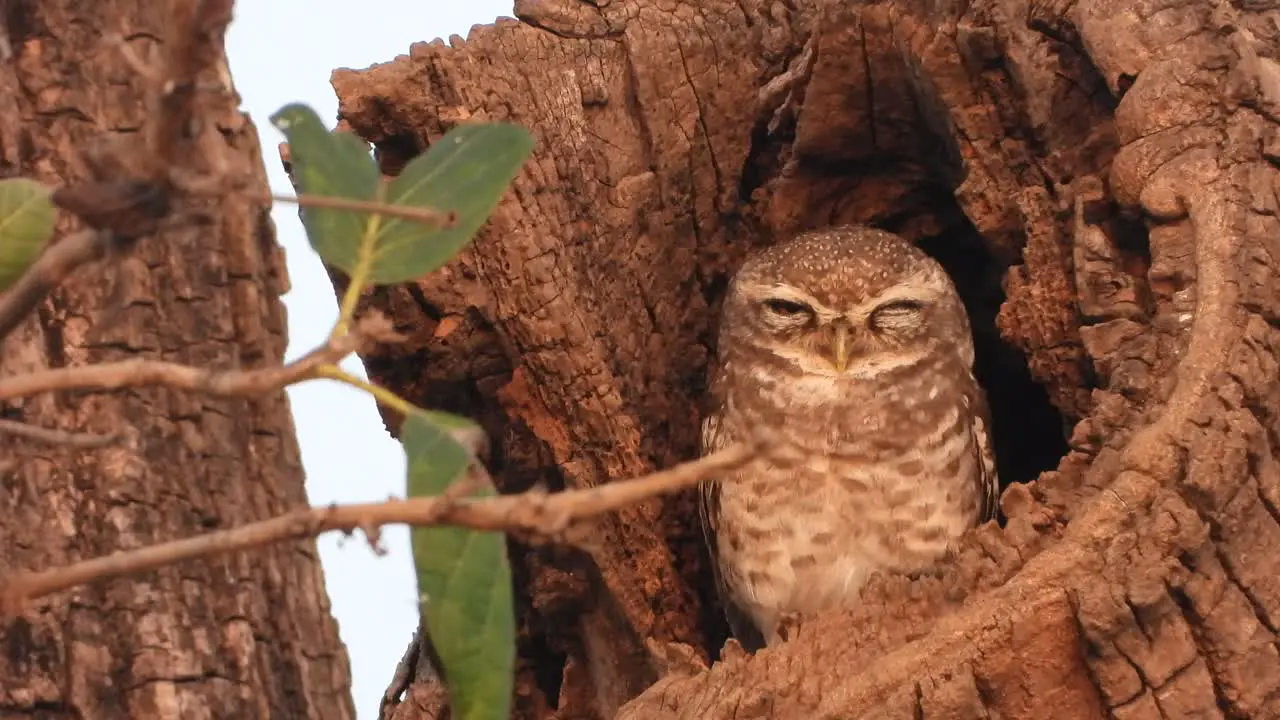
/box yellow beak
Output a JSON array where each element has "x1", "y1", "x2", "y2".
[{"x1": 832, "y1": 323, "x2": 850, "y2": 373}]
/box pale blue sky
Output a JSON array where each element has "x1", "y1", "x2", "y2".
[{"x1": 226, "y1": 2, "x2": 512, "y2": 715}]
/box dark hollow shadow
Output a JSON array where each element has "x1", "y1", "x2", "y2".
[{"x1": 914, "y1": 220, "x2": 1071, "y2": 498}]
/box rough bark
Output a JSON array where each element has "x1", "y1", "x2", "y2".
[
  {"x1": 0, "y1": 2, "x2": 353, "y2": 718},
  {"x1": 330, "y1": 0, "x2": 1280, "y2": 717}
]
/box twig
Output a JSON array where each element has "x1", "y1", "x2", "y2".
[
  {"x1": 0, "y1": 443, "x2": 757, "y2": 612},
  {"x1": 152, "y1": 0, "x2": 235, "y2": 175},
  {"x1": 0, "y1": 314, "x2": 393, "y2": 403},
  {"x1": 0, "y1": 230, "x2": 109, "y2": 344},
  {"x1": 0, "y1": 3, "x2": 239, "y2": 345},
  {"x1": 274, "y1": 193, "x2": 455, "y2": 229},
  {"x1": 0, "y1": 418, "x2": 123, "y2": 448},
  {"x1": 380, "y1": 630, "x2": 423, "y2": 719}
]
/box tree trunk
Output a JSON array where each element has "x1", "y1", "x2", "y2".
[
  {"x1": 0, "y1": 2, "x2": 353, "y2": 717},
  {"x1": 331, "y1": 0, "x2": 1280, "y2": 717}
]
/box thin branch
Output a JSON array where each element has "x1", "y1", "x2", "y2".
[
  {"x1": 274, "y1": 193, "x2": 456, "y2": 229},
  {"x1": 0, "y1": 314, "x2": 393, "y2": 403},
  {"x1": 0, "y1": 418, "x2": 123, "y2": 448},
  {"x1": 152, "y1": 0, "x2": 235, "y2": 176},
  {"x1": 0, "y1": 442, "x2": 758, "y2": 612},
  {"x1": 380, "y1": 630, "x2": 425, "y2": 719},
  {"x1": 0, "y1": 230, "x2": 109, "y2": 344}
]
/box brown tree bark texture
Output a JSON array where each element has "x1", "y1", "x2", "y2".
[
  {"x1": 331, "y1": 0, "x2": 1280, "y2": 718},
  {"x1": 0, "y1": 3, "x2": 354, "y2": 718}
]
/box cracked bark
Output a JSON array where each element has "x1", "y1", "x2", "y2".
[
  {"x1": 0, "y1": 2, "x2": 354, "y2": 718},
  {"x1": 330, "y1": 0, "x2": 1280, "y2": 718}
]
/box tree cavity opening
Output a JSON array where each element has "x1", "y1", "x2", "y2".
[{"x1": 915, "y1": 225, "x2": 1071, "y2": 495}]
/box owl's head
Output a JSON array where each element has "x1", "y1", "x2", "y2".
[{"x1": 719, "y1": 226, "x2": 974, "y2": 379}]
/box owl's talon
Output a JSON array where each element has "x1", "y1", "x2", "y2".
[{"x1": 773, "y1": 612, "x2": 803, "y2": 643}]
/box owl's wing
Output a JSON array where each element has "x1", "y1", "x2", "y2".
[
  {"x1": 968, "y1": 384, "x2": 1001, "y2": 523},
  {"x1": 696, "y1": 372, "x2": 728, "y2": 544},
  {"x1": 698, "y1": 397, "x2": 767, "y2": 651}
]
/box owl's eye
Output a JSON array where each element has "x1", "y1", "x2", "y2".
[
  {"x1": 762, "y1": 298, "x2": 813, "y2": 318},
  {"x1": 869, "y1": 299, "x2": 925, "y2": 331}
]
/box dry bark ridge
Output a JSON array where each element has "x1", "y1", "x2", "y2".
[{"x1": 329, "y1": 0, "x2": 1280, "y2": 717}]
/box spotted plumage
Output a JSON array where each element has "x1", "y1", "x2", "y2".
[{"x1": 699, "y1": 226, "x2": 998, "y2": 649}]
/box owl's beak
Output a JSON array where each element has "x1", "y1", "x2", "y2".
[{"x1": 831, "y1": 323, "x2": 851, "y2": 372}]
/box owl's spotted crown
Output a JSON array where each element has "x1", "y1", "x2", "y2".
[{"x1": 734, "y1": 226, "x2": 937, "y2": 310}]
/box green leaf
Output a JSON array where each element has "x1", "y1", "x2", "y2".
[
  {"x1": 269, "y1": 103, "x2": 381, "y2": 273},
  {"x1": 403, "y1": 411, "x2": 513, "y2": 720},
  {"x1": 0, "y1": 178, "x2": 55, "y2": 291},
  {"x1": 271, "y1": 103, "x2": 534, "y2": 288},
  {"x1": 368, "y1": 123, "x2": 534, "y2": 285}
]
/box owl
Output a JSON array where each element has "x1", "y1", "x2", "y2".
[{"x1": 699, "y1": 225, "x2": 999, "y2": 650}]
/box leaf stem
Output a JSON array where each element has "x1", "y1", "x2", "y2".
[
  {"x1": 318, "y1": 364, "x2": 417, "y2": 417},
  {"x1": 330, "y1": 182, "x2": 389, "y2": 340}
]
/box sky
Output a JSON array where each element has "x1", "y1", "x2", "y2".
[{"x1": 225, "y1": 2, "x2": 512, "y2": 715}]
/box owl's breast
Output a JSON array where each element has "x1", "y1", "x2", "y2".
[{"x1": 705, "y1": 358, "x2": 989, "y2": 636}]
